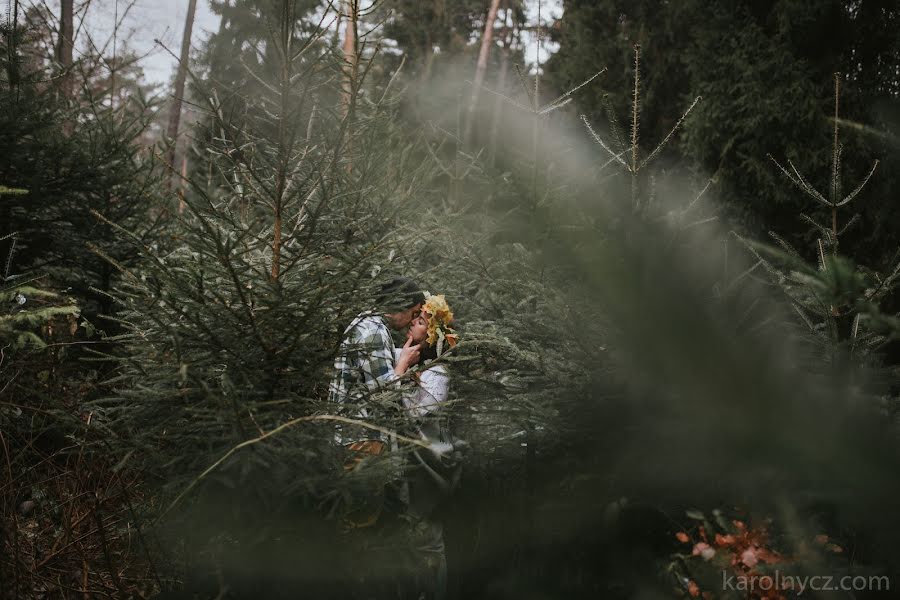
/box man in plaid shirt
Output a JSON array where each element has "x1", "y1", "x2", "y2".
[
  {"x1": 329, "y1": 277, "x2": 425, "y2": 446},
  {"x1": 331, "y1": 278, "x2": 450, "y2": 599}
]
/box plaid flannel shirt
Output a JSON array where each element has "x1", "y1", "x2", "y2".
[{"x1": 329, "y1": 312, "x2": 400, "y2": 443}]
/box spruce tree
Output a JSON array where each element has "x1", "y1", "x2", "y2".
[
  {"x1": 0, "y1": 13, "x2": 167, "y2": 324},
  {"x1": 92, "y1": 1, "x2": 438, "y2": 592}
]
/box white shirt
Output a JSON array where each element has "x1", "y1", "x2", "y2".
[{"x1": 394, "y1": 349, "x2": 453, "y2": 456}]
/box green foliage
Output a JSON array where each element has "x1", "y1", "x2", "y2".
[
  {"x1": 546, "y1": 0, "x2": 900, "y2": 265},
  {"x1": 0, "y1": 168, "x2": 80, "y2": 352},
  {"x1": 733, "y1": 75, "x2": 899, "y2": 370},
  {"x1": 0, "y1": 286, "x2": 78, "y2": 349},
  {"x1": 0, "y1": 184, "x2": 27, "y2": 195},
  {"x1": 1, "y1": 236, "x2": 79, "y2": 351},
  {"x1": 199, "y1": 0, "x2": 325, "y2": 131},
  {"x1": 90, "y1": 6, "x2": 441, "y2": 586},
  {"x1": 546, "y1": 0, "x2": 694, "y2": 173},
  {"x1": 0, "y1": 15, "x2": 166, "y2": 325},
  {"x1": 3, "y1": 1, "x2": 900, "y2": 596},
  {"x1": 580, "y1": 44, "x2": 701, "y2": 210}
]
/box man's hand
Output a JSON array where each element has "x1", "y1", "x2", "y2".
[{"x1": 395, "y1": 336, "x2": 421, "y2": 375}]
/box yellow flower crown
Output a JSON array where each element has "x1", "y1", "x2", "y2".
[{"x1": 422, "y1": 292, "x2": 459, "y2": 356}]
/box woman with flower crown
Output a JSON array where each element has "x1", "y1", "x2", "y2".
[
  {"x1": 401, "y1": 293, "x2": 458, "y2": 446},
  {"x1": 394, "y1": 292, "x2": 461, "y2": 600}
]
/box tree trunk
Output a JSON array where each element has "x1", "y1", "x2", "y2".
[
  {"x1": 166, "y1": 0, "x2": 198, "y2": 172},
  {"x1": 488, "y1": 1, "x2": 512, "y2": 165},
  {"x1": 464, "y1": 0, "x2": 503, "y2": 146},
  {"x1": 340, "y1": 0, "x2": 359, "y2": 173},
  {"x1": 271, "y1": 0, "x2": 296, "y2": 281},
  {"x1": 177, "y1": 156, "x2": 188, "y2": 214},
  {"x1": 58, "y1": 0, "x2": 74, "y2": 98},
  {"x1": 419, "y1": 37, "x2": 435, "y2": 85},
  {"x1": 57, "y1": 0, "x2": 74, "y2": 136},
  {"x1": 340, "y1": 0, "x2": 358, "y2": 121}
]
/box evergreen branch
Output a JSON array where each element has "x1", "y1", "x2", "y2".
[
  {"x1": 767, "y1": 154, "x2": 829, "y2": 206},
  {"x1": 356, "y1": 40, "x2": 384, "y2": 100},
  {"x1": 10, "y1": 332, "x2": 45, "y2": 348},
  {"x1": 239, "y1": 55, "x2": 280, "y2": 97},
  {"x1": 88, "y1": 286, "x2": 121, "y2": 305},
  {"x1": 89, "y1": 209, "x2": 148, "y2": 248},
  {"x1": 0, "y1": 185, "x2": 28, "y2": 196},
  {"x1": 788, "y1": 160, "x2": 829, "y2": 205},
  {"x1": 430, "y1": 123, "x2": 462, "y2": 143},
  {"x1": 581, "y1": 115, "x2": 629, "y2": 169},
  {"x1": 684, "y1": 178, "x2": 714, "y2": 214},
  {"x1": 424, "y1": 141, "x2": 458, "y2": 179},
  {"x1": 799, "y1": 214, "x2": 833, "y2": 243},
  {"x1": 514, "y1": 64, "x2": 535, "y2": 110},
  {"x1": 290, "y1": 4, "x2": 338, "y2": 62},
  {"x1": 831, "y1": 73, "x2": 842, "y2": 203},
  {"x1": 630, "y1": 44, "x2": 641, "y2": 172},
  {"x1": 377, "y1": 55, "x2": 406, "y2": 107},
  {"x1": 838, "y1": 213, "x2": 861, "y2": 236},
  {"x1": 162, "y1": 414, "x2": 431, "y2": 518},
  {"x1": 596, "y1": 146, "x2": 634, "y2": 172},
  {"x1": 638, "y1": 96, "x2": 701, "y2": 172},
  {"x1": 540, "y1": 68, "x2": 606, "y2": 112},
  {"x1": 791, "y1": 303, "x2": 817, "y2": 333},
  {"x1": 457, "y1": 148, "x2": 486, "y2": 179},
  {"x1": 0, "y1": 285, "x2": 58, "y2": 302},
  {"x1": 601, "y1": 94, "x2": 627, "y2": 154},
  {"x1": 155, "y1": 46, "x2": 279, "y2": 204},
  {"x1": 176, "y1": 201, "x2": 270, "y2": 353},
  {"x1": 729, "y1": 232, "x2": 789, "y2": 286},
  {"x1": 850, "y1": 312, "x2": 861, "y2": 356},
  {"x1": 537, "y1": 97, "x2": 572, "y2": 115},
  {"x1": 1, "y1": 305, "x2": 79, "y2": 328},
  {"x1": 86, "y1": 243, "x2": 136, "y2": 280},
  {"x1": 3, "y1": 232, "x2": 17, "y2": 281},
  {"x1": 835, "y1": 160, "x2": 879, "y2": 207},
  {"x1": 476, "y1": 83, "x2": 533, "y2": 114},
  {"x1": 722, "y1": 258, "x2": 764, "y2": 294},
  {"x1": 833, "y1": 143, "x2": 844, "y2": 201},
  {"x1": 864, "y1": 255, "x2": 900, "y2": 300},
  {"x1": 767, "y1": 231, "x2": 801, "y2": 258},
  {"x1": 0, "y1": 274, "x2": 47, "y2": 295},
  {"x1": 680, "y1": 216, "x2": 718, "y2": 230}
]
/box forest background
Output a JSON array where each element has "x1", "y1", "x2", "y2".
[{"x1": 1, "y1": 0, "x2": 899, "y2": 598}]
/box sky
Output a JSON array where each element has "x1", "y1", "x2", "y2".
[
  {"x1": 20, "y1": 0, "x2": 562, "y2": 87},
  {"x1": 78, "y1": 0, "x2": 220, "y2": 85},
  {"x1": 16, "y1": 0, "x2": 222, "y2": 85}
]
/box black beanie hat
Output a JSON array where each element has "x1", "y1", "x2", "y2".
[{"x1": 376, "y1": 276, "x2": 425, "y2": 311}]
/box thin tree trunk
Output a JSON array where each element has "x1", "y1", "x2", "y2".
[
  {"x1": 340, "y1": 0, "x2": 358, "y2": 120},
  {"x1": 419, "y1": 0, "x2": 443, "y2": 85},
  {"x1": 166, "y1": 0, "x2": 198, "y2": 172},
  {"x1": 271, "y1": 0, "x2": 296, "y2": 281},
  {"x1": 464, "y1": 0, "x2": 503, "y2": 146},
  {"x1": 58, "y1": 0, "x2": 73, "y2": 96},
  {"x1": 339, "y1": 0, "x2": 359, "y2": 173},
  {"x1": 488, "y1": 0, "x2": 512, "y2": 165},
  {"x1": 58, "y1": 0, "x2": 74, "y2": 135},
  {"x1": 419, "y1": 37, "x2": 435, "y2": 85},
  {"x1": 177, "y1": 156, "x2": 188, "y2": 214}
]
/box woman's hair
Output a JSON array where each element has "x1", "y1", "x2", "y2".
[{"x1": 417, "y1": 341, "x2": 439, "y2": 366}]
